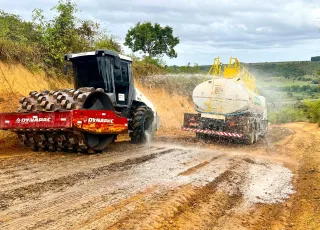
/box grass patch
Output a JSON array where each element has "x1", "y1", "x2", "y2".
[
  {"x1": 269, "y1": 101, "x2": 320, "y2": 126},
  {"x1": 304, "y1": 100, "x2": 320, "y2": 126},
  {"x1": 132, "y1": 57, "x2": 166, "y2": 79},
  {"x1": 269, "y1": 106, "x2": 308, "y2": 124},
  {"x1": 0, "y1": 39, "x2": 42, "y2": 70}
]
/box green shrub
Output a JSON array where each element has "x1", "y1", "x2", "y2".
[
  {"x1": 0, "y1": 1, "x2": 122, "y2": 76},
  {"x1": 132, "y1": 56, "x2": 166, "y2": 79},
  {"x1": 268, "y1": 106, "x2": 308, "y2": 124},
  {"x1": 166, "y1": 63, "x2": 203, "y2": 74},
  {"x1": 0, "y1": 39, "x2": 42, "y2": 69},
  {"x1": 304, "y1": 100, "x2": 320, "y2": 125},
  {"x1": 0, "y1": 10, "x2": 40, "y2": 44},
  {"x1": 0, "y1": 10, "x2": 42, "y2": 69},
  {"x1": 269, "y1": 101, "x2": 320, "y2": 126}
]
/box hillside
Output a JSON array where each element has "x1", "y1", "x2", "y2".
[
  {"x1": 198, "y1": 61, "x2": 320, "y2": 102},
  {"x1": 243, "y1": 61, "x2": 320, "y2": 78},
  {"x1": 247, "y1": 61, "x2": 320, "y2": 102},
  {"x1": 200, "y1": 61, "x2": 320, "y2": 78}
]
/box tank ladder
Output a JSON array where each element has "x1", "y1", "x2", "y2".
[{"x1": 204, "y1": 78, "x2": 225, "y2": 113}]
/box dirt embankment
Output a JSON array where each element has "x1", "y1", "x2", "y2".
[
  {"x1": 0, "y1": 61, "x2": 72, "y2": 111},
  {"x1": 134, "y1": 81, "x2": 194, "y2": 135}
]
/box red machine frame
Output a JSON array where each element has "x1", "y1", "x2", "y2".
[{"x1": 0, "y1": 110, "x2": 128, "y2": 134}]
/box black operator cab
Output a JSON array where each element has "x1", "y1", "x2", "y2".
[{"x1": 64, "y1": 50, "x2": 133, "y2": 108}]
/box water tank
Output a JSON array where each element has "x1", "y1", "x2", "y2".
[{"x1": 192, "y1": 78, "x2": 266, "y2": 115}]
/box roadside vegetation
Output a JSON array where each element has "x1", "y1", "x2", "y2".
[
  {"x1": 0, "y1": 2, "x2": 121, "y2": 77},
  {"x1": 166, "y1": 63, "x2": 202, "y2": 74},
  {"x1": 0, "y1": 0, "x2": 179, "y2": 81},
  {"x1": 268, "y1": 105, "x2": 308, "y2": 124},
  {"x1": 268, "y1": 100, "x2": 320, "y2": 125}
]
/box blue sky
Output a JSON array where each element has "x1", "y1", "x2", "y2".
[{"x1": 1, "y1": 0, "x2": 320, "y2": 65}]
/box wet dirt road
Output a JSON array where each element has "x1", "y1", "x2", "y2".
[{"x1": 0, "y1": 122, "x2": 319, "y2": 230}]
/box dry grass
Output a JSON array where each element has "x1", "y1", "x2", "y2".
[
  {"x1": 135, "y1": 80, "x2": 194, "y2": 135},
  {"x1": 0, "y1": 61, "x2": 71, "y2": 104},
  {"x1": 0, "y1": 39, "x2": 42, "y2": 69}
]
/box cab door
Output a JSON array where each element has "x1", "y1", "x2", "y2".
[{"x1": 114, "y1": 61, "x2": 131, "y2": 106}]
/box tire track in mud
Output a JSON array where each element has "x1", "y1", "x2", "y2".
[
  {"x1": 2, "y1": 146, "x2": 206, "y2": 230},
  {"x1": 0, "y1": 143, "x2": 148, "y2": 170},
  {"x1": 178, "y1": 154, "x2": 226, "y2": 176},
  {"x1": 0, "y1": 147, "x2": 177, "y2": 212},
  {"x1": 0, "y1": 146, "x2": 225, "y2": 230},
  {"x1": 75, "y1": 152, "x2": 295, "y2": 230},
  {"x1": 108, "y1": 159, "x2": 245, "y2": 230},
  {"x1": 31, "y1": 149, "x2": 208, "y2": 230},
  {"x1": 0, "y1": 145, "x2": 161, "y2": 191},
  {"x1": 50, "y1": 149, "x2": 223, "y2": 230}
]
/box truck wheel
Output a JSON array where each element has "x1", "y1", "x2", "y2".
[
  {"x1": 244, "y1": 132, "x2": 254, "y2": 145},
  {"x1": 130, "y1": 106, "x2": 154, "y2": 143}
]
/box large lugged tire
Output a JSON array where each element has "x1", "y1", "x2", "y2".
[
  {"x1": 129, "y1": 105, "x2": 154, "y2": 143},
  {"x1": 16, "y1": 87, "x2": 115, "y2": 153}
]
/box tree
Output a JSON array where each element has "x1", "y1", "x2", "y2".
[
  {"x1": 32, "y1": 0, "x2": 122, "y2": 68},
  {"x1": 125, "y1": 22, "x2": 179, "y2": 58},
  {"x1": 33, "y1": 0, "x2": 81, "y2": 66}
]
